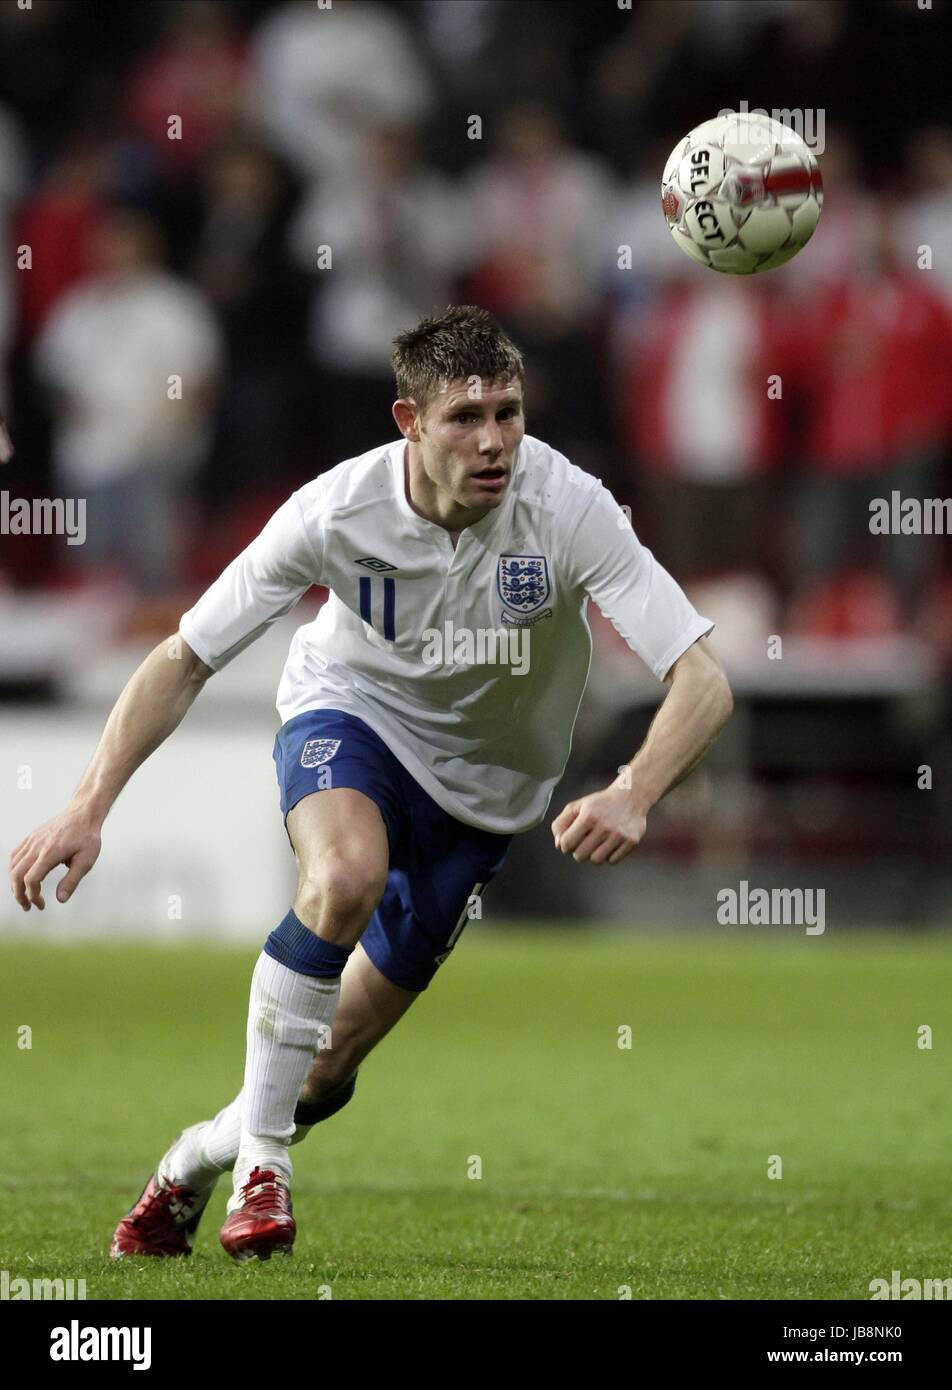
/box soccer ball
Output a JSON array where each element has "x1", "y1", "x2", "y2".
[{"x1": 661, "y1": 112, "x2": 823, "y2": 274}]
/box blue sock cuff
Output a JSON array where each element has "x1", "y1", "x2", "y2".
[
  {"x1": 293, "y1": 1073, "x2": 358, "y2": 1127},
  {"x1": 264, "y1": 910, "x2": 353, "y2": 978}
]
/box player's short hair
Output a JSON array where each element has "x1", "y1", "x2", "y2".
[{"x1": 391, "y1": 305, "x2": 525, "y2": 418}]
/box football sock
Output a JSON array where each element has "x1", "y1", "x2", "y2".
[
  {"x1": 292, "y1": 1073, "x2": 358, "y2": 1133},
  {"x1": 202, "y1": 1092, "x2": 244, "y2": 1170},
  {"x1": 158, "y1": 1120, "x2": 222, "y2": 1191},
  {"x1": 230, "y1": 916, "x2": 351, "y2": 1204},
  {"x1": 165, "y1": 1074, "x2": 360, "y2": 1190}
]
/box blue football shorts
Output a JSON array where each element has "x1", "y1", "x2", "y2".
[{"x1": 273, "y1": 708, "x2": 512, "y2": 991}]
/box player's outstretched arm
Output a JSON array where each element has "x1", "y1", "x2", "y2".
[
  {"x1": 552, "y1": 636, "x2": 732, "y2": 866},
  {"x1": 9, "y1": 635, "x2": 214, "y2": 911}
]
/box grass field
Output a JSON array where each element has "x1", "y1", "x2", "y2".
[{"x1": 1, "y1": 928, "x2": 950, "y2": 1301}]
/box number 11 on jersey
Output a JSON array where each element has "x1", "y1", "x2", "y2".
[{"x1": 359, "y1": 576, "x2": 396, "y2": 640}]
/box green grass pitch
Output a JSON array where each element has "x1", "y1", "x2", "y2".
[{"x1": 1, "y1": 928, "x2": 949, "y2": 1300}]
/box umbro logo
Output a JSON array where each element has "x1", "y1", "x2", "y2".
[{"x1": 354, "y1": 556, "x2": 398, "y2": 572}]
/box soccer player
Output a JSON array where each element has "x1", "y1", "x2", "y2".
[{"x1": 9, "y1": 306, "x2": 732, "y2": 1262}]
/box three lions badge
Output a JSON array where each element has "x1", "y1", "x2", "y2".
[
  {"x1": 497, "y1": 555, "x2": 550, "y2": 614},
  {"x1": 300, "y1": 738, "x2": 341, "y2": 768}
]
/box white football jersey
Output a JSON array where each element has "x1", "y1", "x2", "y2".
[{"x1": 179, "y1": 435, "x2": 713, "y2": 833}]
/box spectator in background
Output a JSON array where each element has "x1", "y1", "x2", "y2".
[
  {"x1": 12, "y1": 135, "x2": 112, "y2": 345},
  {"x1": 788, "y1": 197, "x2": 952, "y2": 629},
  {"x1": 0, "y1": 0, "x2": 109, "y2": 168},
  {"x1": 120, "y1": 0, "x2": 247, "y2": 183},
  {"x1": 589, "y1": 0, "x2": 693, "y2": 175},
  {"x1": 615, "y1": 271, "x2": 787, "y2": 581},
  {"x1": 463, "y1": 101, "x2": 614, "y2": 327},
  {"x1": 0, "y1": 101, "x2": 27, "y2": 414},
  {"x1": 608, "y1": 137, "x2": 689, "y2": 343},
  {"x1": 407, "y1": 0, "x2": 605, "y2": 171},
  {"x1": 461, "y1": 101, "x2": 618, "y2": 469},
  {"x1": 288, "y1": 120, "x2": 467, "y2": 465},
  {"x1": 34, "y1": 208, "x2": 223, "y2": 594},
  {"x1": 247, "y1": 0, "x2": 434, "y2": 183},
  {"x1": 191, "y1": 139, "x2": 309, "y2": 503},
  {"x1": 900, "y1": 126, "x2": 952, "y2": 310}
]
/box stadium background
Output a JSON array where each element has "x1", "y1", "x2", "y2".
[
  {"x1": 1, "y1": 0, "x2": 951, "y2": 1307},
  {"x1": 1, "y1": 0, "x2": 950, "y2": 936}
]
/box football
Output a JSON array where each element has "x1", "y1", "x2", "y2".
[{"x1": 661, "y1": 111, "x2": 824, "y2": 274}]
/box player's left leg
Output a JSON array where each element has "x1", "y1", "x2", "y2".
[
  {"x1": 173, "y1": 938, "x2": 417, "y2": 1181},
  {"x1": 113, "y1": 710, "x2": 409, "y2": 1261},
  {"x1": 177, "y1": 940, "x2": 416, "y2": 1180},
  {"x1": 109, "y1": 941, "x2": 416, "y2": 1260}
]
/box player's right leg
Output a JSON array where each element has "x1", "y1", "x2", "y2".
[{"x1": 109, "y1": 939, "x2": 415, "y2": 1259}]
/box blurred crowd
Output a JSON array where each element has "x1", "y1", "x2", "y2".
[{"x1": 0, "y1": 0, "x2": 950, "y2": 656}]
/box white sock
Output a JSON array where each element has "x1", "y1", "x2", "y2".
[
  {"x1": 163, "y1": 1086, "x2": 319, "y2": 1190},
  {"x1": 159, "y1": 1120, "x2": 222, "y2": 1191},
  {"x1": 230, "y1": 952, "x2": 340, "y2": 1207},
  {"x1": 202, "y1": 1090, "x2": 245, "y2": 1171}
]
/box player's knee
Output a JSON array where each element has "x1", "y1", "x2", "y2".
[{"x1": 295, "y1": 853, "x2": 385, "y2": 936}]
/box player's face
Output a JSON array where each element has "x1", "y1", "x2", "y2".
[{"x1": 417, "y1": 378, "x2": 525, "y2": 513}]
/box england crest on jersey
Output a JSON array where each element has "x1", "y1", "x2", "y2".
[
  {"x1": 497, "y1": 555, "x2": 550, "y2": 614},
  {"x1": 301, "y1": 738, "x2": 341, "y2": 768}
]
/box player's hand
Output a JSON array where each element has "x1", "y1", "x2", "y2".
[
  {"x1": 9, "y1": 806, "x2": 102, "y2": 911},
  {"x1": 551, "y1": 784, "x2": 648, "y2": 866}
]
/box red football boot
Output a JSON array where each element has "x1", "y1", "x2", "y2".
[
  {"x1": 110, "y1": 1173, "x2": 213, "y2": 1258},
  {"x1": 219, "y1": 1167, "x2": 296, "y2": 1263}
]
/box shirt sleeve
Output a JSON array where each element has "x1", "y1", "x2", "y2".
[
  {"x1": 179, "y1": 490, "x2": 322, "y2": 671},
  {"x1": 566, "y1": 481, "x2": 714, "y2": 681}
]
